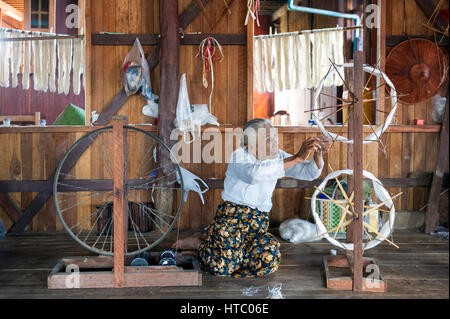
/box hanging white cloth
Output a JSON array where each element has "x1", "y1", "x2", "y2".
[
  {"x1": 0, "y1": 29, "x2": 11, "y2": 88},
  {"x1": 72, "y1": 37, "x2": 85, "y2": 95},
  {"x1": 57, "y1": 39, "x2": 73, "y2": 95},
  {"x1": 10, "y1": 30, "x2": 22, "y2": 88}
]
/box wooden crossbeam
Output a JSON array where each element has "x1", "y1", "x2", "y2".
[
  {"x1": 0, "y1": 176, "x2": 435, "y2": 193},
  {"x1": 91, "y1": 33, "x2": 246, "y2": 46},
  {"x1": 386, "y1": 35, "x2": 448, "y2": 47}
]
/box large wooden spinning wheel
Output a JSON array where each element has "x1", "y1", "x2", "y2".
[
  {"x1": 310, "y1": 60, "x2": 399, "y2": 152},
  {"x1": 385, "y1": 38, "x2": 448, "y2": 104},
  {"x1": 53, "y1": 126, "x2": 184, "y2": 257}
]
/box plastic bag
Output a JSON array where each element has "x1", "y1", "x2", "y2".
[
  {"x1": 176, "y1": 167, "x2": 209, "y2": 205},
  {"x1": 142, "y1": 94, "x2": 159, "y2": 118},
  {"x1": 174, "y1": 74, "x2": 197, "y2": 143},
  {"x1": 191, "y1": 104, "x2": 220, "y2": 127},
  {"x1": 279, "y1": 218, "x2": 321, "y2": 243},
  {"x1": 431, "y1": 94, "x2": 447, "y2": 123},
  {"x1": 123, "y1": 38, "x2": 152, "y2": 99}
]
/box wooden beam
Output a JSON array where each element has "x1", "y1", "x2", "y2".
[
  {"x1": 351, "y1": 49, "x2": 365, "y2": 292},
  {"x1": 91, "y1": 33, "x2": 246, "y2": 46},
  {"x1": 155, "y1": 0, "x2": 180, "y2": 231},
  {"x1": 426, "y1": 102, "x2": 449, "y2": 233},
  {"x1": 387, "y1": 35, "x2": 449, "y2": 47},
  {"x1": 271, "y1": 4, "x2": 288, "y2": 22},
  {"x1": 0, "y1": 0, "x2": 24, "y2": 22},
  {"x1": 414, "y1": 0, "x2": 449, "y2": 35},
  {"x1": 0, "y1": 176, "x2": 435, "y2": 193},
  {"x1": 0, "y1": 193, "x2": 22, "y2": 223},
  {"x1": 247, "y1": 18, "x2": 254, "y2": 122},
  {"x1": 113, "y1": 117, "x2": 126, "y2": 288},
  {"x1": 377, "y1": 0, "x2": 387, "y2": 125},
  {"x1": 159, "y1": 0, "x2": 180, "y2": 153}
]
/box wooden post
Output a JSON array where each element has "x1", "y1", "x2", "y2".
[
  {"x1": 351, "y1": 49, "x2": 364, "y2": 291},
  {"x1": 376, "y1": 0, "x2": 386, "y2": 125},
  {"x1": 113, "y1": 116, "x2": 127, "y2": 288},
  {"x1": 247, "y1": 18, "x2": 254, "y2": 122},
  {"x1": 159, "y1": 0, "x2": 180, "y2": 150},
  {"x1": 426, "y1": 102, "x2": 449, "y2": 233},
  {"x1": 156, "y1": 0, "x2": 180, "y2": 226}
]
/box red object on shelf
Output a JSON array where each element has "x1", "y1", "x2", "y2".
[
  {"x1": 415, "y1": 119, "x2": 425, "y2": 126},
  {"x1": 441, "y1": 9, "x2": 449, "y2": 22}
]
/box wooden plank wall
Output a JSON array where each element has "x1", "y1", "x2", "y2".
[{"x1": 0, "y1": 0, "x2": 446, "y2": 232}]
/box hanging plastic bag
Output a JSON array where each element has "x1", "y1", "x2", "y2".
[
  {"x1": 174, "y1": 74, "x2": 198, "y2": 143},
  {"x1": 176, "y1": 167, "x2": 209, "y2": 204},
  {"x1": 123, "y1": 38, "x2": 152, "y2": 99},
  {"x1": 431, "y1": 94, "x2": 447, "y2": 123},
  {"x1": 191, "y1": 104, "x2": 220, "y2": 127},
  {"x1": 142, "y1": 94, "x2": 159, "y2": 118}
]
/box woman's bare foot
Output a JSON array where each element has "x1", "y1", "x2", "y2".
[{"x1": 172, "y1": 232, "x2": 202, "y2": 251}]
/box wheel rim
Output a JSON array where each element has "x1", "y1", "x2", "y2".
[{"x1": 53, "y1": 126, "x2": 185, "y2": 257}]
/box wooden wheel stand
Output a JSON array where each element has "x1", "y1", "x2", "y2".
[
  {"x1": 48, "y1": 117, "x2": 202, "y2": 289},
  {"x1": 322, "y1": 40, "x2": 387, "y2": 293}
]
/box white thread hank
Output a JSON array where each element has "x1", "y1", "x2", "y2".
[
  {"x1": 241, "y1": 286, "x2": 263, "y2": 297},
  {"x1": 267, "y1": 283, "x2": 285, "y2": 299}
]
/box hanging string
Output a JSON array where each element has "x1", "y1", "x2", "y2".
[
  {"x1": 245, "y1": 0, "x2": 260, "y2": 27},
  {"x1": 196, "y1": 37, "x2": 224, "y2": 115}
]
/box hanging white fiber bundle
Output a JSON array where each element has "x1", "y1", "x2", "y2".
[
  {"x1": 32, "y1": 33, "x2": 46, "y2": 91},
  {"x1": 0, "y1": 29, "x2": 11, "y2": 88},
  {"x1": 58, "y1": 39, "x2": 73, "y2": 95},
  {"x1": 22, "y1": 32, "x2": 32, "y2": 90},
  {"x1": 47, "y1": 37, "x2": 57, "y2": 93},
  {"x1": 253, "y1": 29, "x2": 345, "y2": 92},
  {"x1": 72, "y1": 37, "x2": 85, "y2": 95},
  {"x1": 10, "y1": 30, "x2": 22, "y2": 88}
]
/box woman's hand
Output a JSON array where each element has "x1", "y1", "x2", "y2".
[{"x1": 295, "y1": 137, "x2": 323, "y2": 161}]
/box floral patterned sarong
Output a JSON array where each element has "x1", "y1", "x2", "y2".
[{"x1": 198, "y1": 201, "x2": 281, "y2": 277}]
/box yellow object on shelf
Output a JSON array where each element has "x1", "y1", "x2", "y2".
[{"x1": 342, "y1": 88, "x2": 374, "y2": 124}]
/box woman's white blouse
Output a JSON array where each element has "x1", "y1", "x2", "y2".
[{"x1": 221, "y1": 148, "x2": 324, "y2": 212}]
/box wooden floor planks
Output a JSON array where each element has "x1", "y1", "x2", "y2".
[{"x1": 0, "y1": 230, "x2": 447, "y2": 299}]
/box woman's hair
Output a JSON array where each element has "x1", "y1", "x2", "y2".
[{"x1": 240, "y1": 118, "x2": 272, "y2": 147}]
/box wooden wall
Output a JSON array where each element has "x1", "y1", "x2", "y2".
[
  {"x1": 88, "y1": 0, "x2": 248, "y2": 127},
  {"x1": 0, "y1": 0, "x2": 447, "y2": 233}
]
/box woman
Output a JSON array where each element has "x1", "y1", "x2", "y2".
[{"x1": 174, "y1": 119, "x2": 331, "y2": 277}]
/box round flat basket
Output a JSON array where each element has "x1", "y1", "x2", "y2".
[{"x1": 385, "y1": 38, "x2": 448, "y2": 105}]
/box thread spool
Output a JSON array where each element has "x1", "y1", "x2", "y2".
[
  {"x1": 159, "y1": 250, "x2": 176, "y2": 266},
  {"x1": 131, "y1": 258, "x2": 149, "y2": 267},
  {"x1": 131, "y1": 252, "x2": 149, "y2": 267}
]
